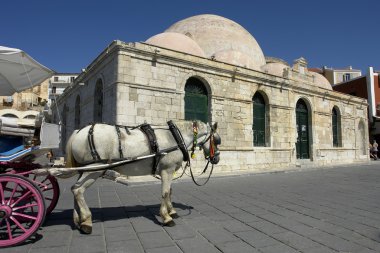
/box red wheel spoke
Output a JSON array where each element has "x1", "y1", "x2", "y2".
[
  {"x1": 12, "y1": 212, "x2": 37, "y2": 221},
  {"x1": 43, "y1": 187, "x2": 53, "y2": 191},
  {"x1": 44, "y1": 197, "x2": 53, "y2": 201},
  {"x1": 10, "y1": 216, "x2": 27, "y2": 232},
  {"x1": 11, "y1": 190, "x2": 32, "y2": 207},
  {"x1": 0, "y1": 182, "x2": 5, "y2": 204},
  {"x1": 6, "y1": 219, "x2": 13, "y2": 240},
  {"x1": 7, "y1": 182, "x2": 20, "y2": 205},
  {"x1": 12, "y1": 202, "x2": 38, "y2": 211},
  {"x1": 4, "y1": 186, "x2": 23, "y2": 193},
  {"x1": 40, "y1": 177, "x2": 49, "y2": 184}
]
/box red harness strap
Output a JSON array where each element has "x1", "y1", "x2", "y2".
[{"x1": 209, "y1": 134, "x2": 215, "y2": 159}]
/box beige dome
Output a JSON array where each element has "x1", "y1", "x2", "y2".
[
  {"x1": 213, "y1": 50, "x2": 258, "y2": 69},
  {"x1": 310, "y1": 72, "x2": 332, "y2": 90},
  {"x1": 166, "y1": 14, "x2": 266, "y2": 70},
  {"x1": 146, "y1": 32, "x2": 206, "y2": 57},
  {"x1": 261, "y1": 62, "x2": 289, "y2": 77}
]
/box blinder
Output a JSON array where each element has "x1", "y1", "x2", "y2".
[
  {"x1": 213, "y1": 133, "x2": 221, "y2": 146},
  {"x1": 194, "y1": 126, "x2": 220, "y2": 164}
]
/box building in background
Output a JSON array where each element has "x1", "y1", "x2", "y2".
[
  {"x1": 323, "y1": 66, "x2": 362, "y2": 85},
  {"x1": 48, "y1": 73, "x2": 78, "y2": 106},
  {"x1": 0, "y1": 77, "x2": 50, "y2": 125},
  {"x1": 0, "y1": 73, "x2": 78, "y2": 127},
  {"x1": 309, "y1": 66, "x2": 362, "y2": 86},
  {"x1": 0, "y1": 78, "x2": 49, "y2": 112},
  {"x1": 333, "y1": 67, "x2": 380, "y2": 141},
  {"x1": 54, "y1": 14, "x2": 369, "y2": 174}
]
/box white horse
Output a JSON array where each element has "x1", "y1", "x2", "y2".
[{"x1": 62, "y1": 120, "x2": 220, "y2": 234}]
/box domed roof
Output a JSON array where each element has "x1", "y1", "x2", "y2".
[
  {"x1": 165, "y1": 14, "x2": 266, "y2": 70},
  {"x1": 261, "y1": 62, "x2": 289, "y2": 77},
  {"x1": 145, "y1": 32, "x2": 205, "y2": 57},
  {"x1": 213, "y1": 50, "x2": 258, "y2": 69},
  {"x1": 310, "y1": 72, "x2": 332, "y2": 90}
]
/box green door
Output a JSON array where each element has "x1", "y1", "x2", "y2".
[{"x1": 296, "y1": 100, "x2": 310, "y2": 159}]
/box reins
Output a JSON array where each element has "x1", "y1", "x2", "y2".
[
  {"x1": 182, "y1": 121, "x2": 217, "y2": 186},
  {"x1": 187, "y1": 160, "x2": 215, "y2": 186}
]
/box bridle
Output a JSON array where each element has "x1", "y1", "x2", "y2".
[
  {"x1": 166, "y1": 120, "x2": 220, "y2": 186},
  {"x1": 187, "y1": 121, "x2": 220, "y2": 186},
  {"x1": 192, "y1": 123, "x2": 220, "y2": 163}
]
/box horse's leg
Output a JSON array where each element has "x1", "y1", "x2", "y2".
[
  {"x1": 160, "y1": 168, "x2": 176, "y2": 226},
  {"x1": 71, "y1": 171, "x2": 103, "y2": 234},
  {"x1": 168, "y1": 187, "x2": 179, "y2": 218}
]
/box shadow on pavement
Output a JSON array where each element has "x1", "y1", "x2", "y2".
[{"x1": 42, "y1": 202, "x2": 193, "y2": 228}]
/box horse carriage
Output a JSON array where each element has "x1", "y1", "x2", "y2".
[
  {"x1": 0, "y1": 46, "x2": 221, "y2": 248},
  {"x1": 0, "y1": 116, "x2": 61, "y2": 247}
]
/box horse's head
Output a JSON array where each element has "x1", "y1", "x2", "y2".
[{"x1": 195, "y1": 122, "x2": 221, "y2": 165}]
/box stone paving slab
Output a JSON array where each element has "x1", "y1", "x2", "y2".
[{"x1": 4, "y1": 163, "x2": 380, "y2": 252}]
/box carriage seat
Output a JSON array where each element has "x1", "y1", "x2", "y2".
[
  {"x1": 0, "y1": 144, "x2": 25, "y2": 156},
  {"x1": 0, "y1": 146, "x2": 33, "y2": 162}
]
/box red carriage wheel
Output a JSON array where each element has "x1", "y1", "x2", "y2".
[
  {"x1": 8, "y1": 170, "x2": 60, "y2": 215},
  {"x1": 0, "y1": 174, "x2": 46, "y2": 248},
  {"x1": 21, "y1": 173, "x2": 59, "y2": 215}
]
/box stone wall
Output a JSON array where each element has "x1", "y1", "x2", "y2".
[{"x1": 55, "y1": 41, "x2": 369, "y2": 174}]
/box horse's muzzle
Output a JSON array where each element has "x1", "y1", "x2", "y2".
[{"x1": 210, "y1": 151, "x2": 220, "y2": 164}]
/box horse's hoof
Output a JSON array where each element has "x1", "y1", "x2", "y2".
[
  {"x1": 164, "y1": 220, "x2": 176, "y2": 227},
  {"x1": 170, "y1": 213, "x2": 179, "y2": 219},
  {"x1": 80, "y1": 225, "x2": 92, "y2": 234}
]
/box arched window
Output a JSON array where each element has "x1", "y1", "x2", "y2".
[
  {"x1": 75, "y1": 95, "x2": 80, "y2": 129},
  {"x1": 358, "y1": 120, "x2": 366, "y2": 155},
  {"x1": 23, "y1": 115, "x2": 36, "y2": 119},
  {"x1": 184, "y1": 77, "x2": 209, "y2": 123},
  {"x1": 62, "y1": 104, "x2": 67, "y2": 152},
  {"x1": 332, "y1": 107, "x2": 341, "y2": 147},
  {"x1": 296, "y1": 99, "x2": 310, "y2": 159},
  {"x1": 94, "y1": 79, "x2": 103, "y2": 123},
  {"x1": 253, "y1": 93, "x2": 266, "y2": 146},
  {"x1": 2, "y1": 113, "x2": 18, "y2": 118}
]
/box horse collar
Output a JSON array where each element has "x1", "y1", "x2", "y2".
[{"x1": 167, "y1": 120, "x2": 190, "y2": 162}]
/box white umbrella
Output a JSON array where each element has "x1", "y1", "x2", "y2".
[{"x1": 0, "y1": 46, "x2": 54, "y2": 96}]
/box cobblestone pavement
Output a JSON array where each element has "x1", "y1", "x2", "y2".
[{"x1": 6, "y1": 163, "x2": 380, "y2": 252}]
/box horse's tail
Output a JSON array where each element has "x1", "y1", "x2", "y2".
[{"x1": 59, "y1": 130, "x2": 79, "y2": 178}]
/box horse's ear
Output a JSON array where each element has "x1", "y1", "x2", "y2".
[{"x1": 212, "y1": 122, "x2": 218, "y2": 132}]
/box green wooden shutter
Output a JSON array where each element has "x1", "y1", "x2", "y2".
[
  {"x1": 296, "y1": 100, "x2": 310, "y2": 159},
  {"x1": 332, "y1": 108, "x2": 338, "y2": 147},
  {"x1": 253, "y1": 93, "x2": 266, "y2": 146},
  {"x1": 185, "y1": 78, "x2": 208, "y2": 123},
  {"x1": 185, "y1": 93, "x2": 208, "y2": 123}
]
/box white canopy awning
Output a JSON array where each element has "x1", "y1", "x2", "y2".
[{"x1": 0, "y1": 46, "x2": 54, "y2": 96}]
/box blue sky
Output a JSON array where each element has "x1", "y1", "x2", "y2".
[{"x1": 2, "y1": 0, "x2": 379, "y2": 74}]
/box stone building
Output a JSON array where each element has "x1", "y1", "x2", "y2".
[
  {"x1": 332, "y1": 67, "x2": 380, "y2": 142},
  {"x1": 48, "y1": 73, "x2": 79, "y2": 106},
  {"x1": 55, "y1": 14, "x2": 369, "y2": 174}
]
